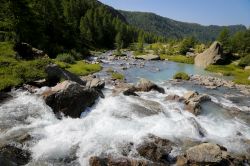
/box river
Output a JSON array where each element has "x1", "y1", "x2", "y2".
[{"x1": 0, "y1": 51, "x2": 250, "y2": 165}]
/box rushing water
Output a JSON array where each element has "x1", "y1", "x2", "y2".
[{"x1": 1, "y1": 53, "x2": 250, "y2": 165}]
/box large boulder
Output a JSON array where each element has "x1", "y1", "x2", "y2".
[
  {"x1": 135, "y1": 54, "x2": 160, "y2": 60},
  {"x1": 186, "y1": 143, "x2": 222, "y2": 164},
  {"x1": 44, "y1": 81, "x2": 100, "y2": 118},
  {"x1": 45, "y1": 64, "x2": 86, "y2": 86},
  {"x1": 195, "y1": 41, "x2": 225, "y2": 68},
  {"x1": 86, "y1": 78, "x2": 105, "y2": 90}
]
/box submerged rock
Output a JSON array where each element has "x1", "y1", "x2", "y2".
[
  {"x1": 44, "y1": 81, "x2": 100, "y2": 118},
  {"x1": 45, "y1": 64, "x2": 86, "y2": 86},
  {"x1": 165, "y1": 94, "x2": 184, "y2": 102},
  {"x1": 0, "y1": 145, "x2": 31, "y2": 166},
  {"x1": 195, "y1": 41, "x2": 225, "y2": 68}
]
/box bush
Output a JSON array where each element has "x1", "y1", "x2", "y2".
[
  {"x1": 173, "y1": 72, "x2": 190, "y2": 80},
  {"x1": 239, "y1": 54, "x2": 250, "y2": 67},
  {"x1": 111, "y1": 72, "x2": 124, "y2": 80},
  {"x1": 56, "y1": 53, "x2": 75, "y2": 64}
]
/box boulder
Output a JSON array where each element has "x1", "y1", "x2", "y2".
[
  {"x1": 44, "y1": 81, "x2": 99, "y2": 118},
  {"x1": 186, "y1": 143, "x2": 222, "y2": 164},
  {"x1": 183, "y1": 91, "x2": 211, "y2": 116},
  {"x1": 135, "y1": 78, "x2": 165, "y2": 94},
  {"x1": 86, "y1": 78, "x2": 105, "y2": 90},
  {"x1": 45, "y1": 64, "x2": 86, "y2": 86},
  {"x1": 244, "y1": 66, "x2": 250, "y2": 70},
  {"x1": 165, "y1": 94, "x2": 184, "y2": 102},
  {"x1": 0, "y1": 145, "x2": 31, "y2": 166},
  {"x1": 136, "y1": 135, "x2": 174, "y2": 163},
  {"x1": 135, "y1": 54, "x2": 160, "y2": 60},
  {"x1": 195, "y1": 41, "x2": 225, "y2": 68},
  {"x1": 14, "y1": 42, "x2": 48, "y2": 59}
]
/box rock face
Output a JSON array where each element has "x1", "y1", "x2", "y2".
[
  {"x1": 186, "y1": 143, "x2": 222, "y2": 163},
  {"x1": 45, "y1": 64, "x2": 86, "y2": 86},
  {"x1": 44, "y1": 81, "x2": 99, "y2": 118},
  {"x1": 14, "y1": 42, "x2": 48, "y2": 59},
  {"x1": 195, "y1": 41, "x2": 225, "y2": 68},
  {"x1": 183, "y1": 91, "x2": 211, "y2": 116},
  {"x1": 135, "y1": 54, "x2": 160, "y2": 60}
]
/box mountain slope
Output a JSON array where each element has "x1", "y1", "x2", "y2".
[{"x1": 120, "y1": 11, "x2": 246, "y2": 42}]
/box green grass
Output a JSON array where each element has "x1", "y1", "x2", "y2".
[
  {"x1": 0, "y1": 41, "x2": 15, "y2": 57},
  {"x1": 160, "y1": 54, "x2": 194, "y2": 64},
  {"x1": 173, "y1": 72, "x2": 190, "y2": 80},
  {"x1": 60, "y1": 61, "x2": 102, "y2": 76},
  {"x1": 111, "y1": 72, "x2": 124, "y2": 80},
  {"x1": 206, "y1": 64, "x2": 250, "y2": 85}
]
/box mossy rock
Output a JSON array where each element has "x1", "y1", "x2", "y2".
[{"x1": 173, "y1": 72, "x2": 190, "y2": 80}]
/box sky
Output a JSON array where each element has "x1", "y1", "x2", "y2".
[{"x1": 99, "y1": 0, "x2": 250, "y2": 27}]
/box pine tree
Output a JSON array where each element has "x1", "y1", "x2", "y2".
[{"x1": 137, "y1": 31, "x2": 144, "y2": 53}]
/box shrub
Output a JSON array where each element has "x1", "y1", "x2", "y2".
[
  {"x1": 173, "y1": 72, "x2": 190, "y2": 80},
  {"x1": 239, "y1": 54, "x2": 250, "y2": 67},
  {"x1": 111, "y1": 72, "x2": 124, "y2": 80},
  {"x1": 56, "y1": 53, "x2": 75, "y2": 64},
  {"x1": 67, "y1": 61, "x2": 101, "y2": 76}
]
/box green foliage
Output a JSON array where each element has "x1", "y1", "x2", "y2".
[
  {"x1": 179, "y1": 36, "x2": 197, "y2": 55},
  {"x1": 56, "y1": 53, "x2": 76, "y2": 64},
  {"x1": 173, "y1": 72, "x2": 190, "y2": 80},
  {"x1": 137, "y1": 31, "x2": 144, "y2": 53},
  {"x1": 160, "y1": 55, "x2": 194, "y2": 64},
  {"x1": 120, "y1": 11, "x2": 246, "y2": 42},
  {"x1": 0, "y1": 42, "x2": 15, "y2": 57},
  {"x1": 111, "y1": 72, "x2": 124, "y2": 80},
  {"x1": 239, "y1": 54, "x2": 250, "y2": 67},
  {"x1": 217, "y1": 28, "x2": 232, "y2": 53},
  {"x1": 206, "y1": 64, "x2": 250, "y2": 85},
  {"x1": 66, "y1": 61, "x2": 102, "y2": 76}
]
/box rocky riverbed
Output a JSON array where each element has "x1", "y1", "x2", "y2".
[{"x1": 0, "y1": 51, "x2": 250, "y2": 166}]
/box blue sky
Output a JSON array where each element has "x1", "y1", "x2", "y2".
[{"x1": 99, "y1": 0, "x2": 250, "y2": 27}]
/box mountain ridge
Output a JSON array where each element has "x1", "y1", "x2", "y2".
[{"x1": 119, "y1": 10, "x2": 246, "y2": 42}]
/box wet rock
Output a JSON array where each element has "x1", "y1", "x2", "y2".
[
  {"x1": 44, "y1": 81, "x2": 100, "y2": 118},
  {"x1": 0, "y1": 92, "x2": 12, "y2": 103},
  {"x1": 112, "y1": 83, "x2": 137, "y2": 96},
  {"x1": 188, "y1": 117, "x2": 207, "y2": 137},
  {"x1": 135, "y1": 78, "x2": 165, "y2": 94},
  {"x1": 165, "y1": 94, "x2": 184, "y2": 102},
  {"x1": 136, "y1": 135, "x2": 174, "y2": 163},
  {"x1": 195, "y1": 41, "x2": 225, "y2": 68},
  {"x1": 186, "y1": 143, "x2": 222, "y2": 164},
  {"x1": 183, "y1": 91, "x2": 211, "y2": 116},
  {"x1": 45, "y1": 64, "x2": 86, "y2": 86},
  {"x1": 0, "y1": 145, "x2": 31, "y2": 166},
  {"x1": 89, "y1": 156, "x2": 164, "y2": 166}
]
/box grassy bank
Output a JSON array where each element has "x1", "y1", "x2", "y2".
[
  {"x1": 160, "y1": 54, "x2": 194, "y2": 64},
  {"x1": 206, "y1": 64, "x2": 250, "y2": 85},
  {"x1": 0, "y1": 42, "x2": 102, "y2": 91},
  {"x1": 0, "y1": 42, "x2": 52, "y2": 91},
  {"x1": 56, "y1": 61, "x2": 102, "y2": 76}
]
